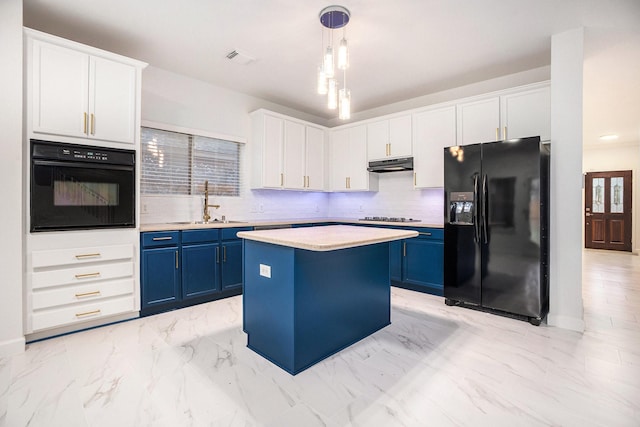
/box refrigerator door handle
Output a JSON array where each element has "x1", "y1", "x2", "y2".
[
  {"x1": 473, "y1": 175, "x2": 480, "y2": 243},
  {"x1": 482, "y1": 173, "x2": 488, "y2": 244}
]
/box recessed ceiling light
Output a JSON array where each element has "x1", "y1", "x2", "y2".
[{"x1": 599, "y1": 134, "x2": 619, "y2": 141}]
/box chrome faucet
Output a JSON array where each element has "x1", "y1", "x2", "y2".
[{"x1": 203, "y1": 180, "x2": 220, "y2": 223}]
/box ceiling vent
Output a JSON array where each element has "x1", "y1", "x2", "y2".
[{"x1": 225, "y1": 49, "x2": 255, "y2": 65}]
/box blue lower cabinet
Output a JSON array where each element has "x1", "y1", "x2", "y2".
[
  {"x1": 141, "y1": 246, "x2": 180, "y2": 308},
  {"x1": 140, "y1": 227, "x2": 247, "y2": 316},
  {"x1": 182, "y1": 243, "x2": 220, "y2": 299},
  {"x1": 389, "y1": 240, "x2": 402, "y2": 282},
  {"x1": 221, "y1": 240, "x2": 243, "y2": 290},
  {"x1": 386, "y1": 227, "x2": 444, "y2": 296}
]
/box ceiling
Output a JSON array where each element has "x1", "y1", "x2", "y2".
[{"x1": 23, "y1": 0, "x2": 640, "y2": 146}]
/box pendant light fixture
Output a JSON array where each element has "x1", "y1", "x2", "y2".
[{"x1": 317, "y1": 5, "x2": 351, "y2": 119}]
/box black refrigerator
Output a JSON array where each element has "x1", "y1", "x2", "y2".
[{"x1": 443, "y1": 136, "x2": 550, "y2": 325}]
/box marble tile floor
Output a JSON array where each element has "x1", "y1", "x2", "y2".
[{"x1": 1, "y1": 249, "x2": 639, "y2": 426}]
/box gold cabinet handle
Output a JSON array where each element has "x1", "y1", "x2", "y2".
[
  {"x1": 216, "y1": 246, "x2": 220, "y2": 264},
  {"x1": 83, "y1": 112, "x2": 88, "y2": 134},
  {"x1": 75, "y1": 290, "x2": 101, "y2": 298},
  {"x1": 175, "y1": 250, "x2": 179, "y2": 269},
  {"x1": 223, "y1": 246, "x2": 227, "y2": 263},
  {"x1": 414, "y1": 172, "x2": 417, "y2": 186},
  {"x1": 503, "y1": 126, "x2": 507, "y2": 140},
  {"x1": 75, "y1": 309, "x2": 101, "y2": 318},
  {"x1": 75, "y1": 272, "x2": 100, "y2": 279},
  {"x1": 419, "y1": 232, "x2": 432, "y2": 236},
  {"x1": 280, "y1": 173, "x2": 284, "y2": 186},
  {"x1": 90, "y1": 113, "x2": 95, "y2": 135},
  {"x1": 153, "y1": 236, "x2": 173, "y2": 241},
  {"x1": 75, "y1": 253, "x2": 100, "y2": 259},
  {"x1": 495, "y1": 127, "x2": 499, "y2": 141},
  {"x1": 403, "y1": 242, "x2": 407, "y2": 257}
]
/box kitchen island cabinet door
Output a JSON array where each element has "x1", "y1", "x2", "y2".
[
  {"x1": 389, "y1": 240, "x2": 403, "y2": 282},
  {"x1": 221, "y1": 240, "x2": 243, "y2": 290},
  {"x1": 182, "y1": 243, "x2": 220, "y2": 299},
  {"x1": 141, "y1": 247, "x2": 180, "y2": 308}
]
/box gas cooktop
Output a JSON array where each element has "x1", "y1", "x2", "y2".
[{"x1": 359, "y1": 216, "x2": 421, "y2": 223}]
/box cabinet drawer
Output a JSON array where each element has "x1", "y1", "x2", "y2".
[
  {"x1": 32, "y1": 295, "x2": 135, "y2": 331},
  {"x1": 142, "y1": 231, "x2": 180, "y2": 248},
  {"x1": 221, "y1": 227, "x2": 252, "y2": 241},
  {"x1": 32, "y1": 261, "x2": 134, "y2": 290},
  {"x1": 32, "y1": 278, "x2": 134, "y2": 310},
  {"x1": 32, "y1": 244, "x2": 133, "y2": 269},
  {"x1": 182, "y1": 229, "x2": 219, "y2": 244},
  {"x1": 414, "y1": 229, "x2": 443, "y2": 240}
]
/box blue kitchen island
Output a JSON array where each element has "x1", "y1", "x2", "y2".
[{"x1": 238, "y1": 225, "x2": 418, "y2": 375}]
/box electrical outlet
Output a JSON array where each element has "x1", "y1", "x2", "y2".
[
  {"x1": 142, "y1": 204, "x2": 148, "y2": 213},
  {"x1": 259, "y1": 204, "x2": 264, "y2": 213},
  {"x1": 259, "y1": 264, "x2": 271, "y2": 278}
]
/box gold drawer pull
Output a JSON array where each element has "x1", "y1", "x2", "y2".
[
  {"x1": 75, "y1": 290, "x2": 101, "y2": 298},
  {"x1": 152, "y1": 237, "x2": 173, "y2": 241},
  {"x1": 75, "y1": 272, "x2": 101, "y2": 279},
  {"x1": 75, "y1": 253, "x2": 100, "y2": 259},
  {"x1": 75, "y1": 309, "x2": 101, "y2": 318}
]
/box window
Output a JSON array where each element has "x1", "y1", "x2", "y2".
[{"x1": 141, "y1": 127, "x2": 241, "y2": 196}]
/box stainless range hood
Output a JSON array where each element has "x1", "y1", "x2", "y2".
[{"x1": 367, "y1": 157, "x2": 414, "y2": 173}]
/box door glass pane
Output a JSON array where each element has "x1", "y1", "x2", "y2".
[
  {"x1": 592, "y1": 178, "x2": 605, "y2": 213},
  {"x1": 610, "y1": 177, "x2": 624, "y2": 213}
]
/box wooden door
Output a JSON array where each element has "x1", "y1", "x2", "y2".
[{"x1": 585, "y1": 171, "x2": 632, "y2": 251}]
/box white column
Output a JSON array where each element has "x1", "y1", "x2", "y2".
[
  {"x1": 548, "y1": 28, "x2": 585, "y2": 332},
  {"x1": 0, "y1": 0, "x2": 25, "y2": 356}
]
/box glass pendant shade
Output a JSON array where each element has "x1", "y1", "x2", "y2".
[
  {"x1": 339, "y1": 88, "x2": 351, "y2": 119},
  {"x1": 323, "y1": 46, "x2": 334, "y2": 78},
  {"x1": 327, "y1": 78, "x2": 338, "y2": 110},
  {"x1": 317, "y1": 65, "x2": 328, "y2": 95},
  {"x1": 338, "y1": 38, "x2": 349, "y2": 70}
]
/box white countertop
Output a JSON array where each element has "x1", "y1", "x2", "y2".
[
  {"x1": 140, "y1": 218, "x2": 443, "y2": 232},
  {"x1": 237, "y1": 225, "x2": 418, "y2": 252}
]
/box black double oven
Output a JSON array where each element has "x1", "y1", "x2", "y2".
[{"x1": 30, "y1": 139, "x2": 135, "y2": 232}]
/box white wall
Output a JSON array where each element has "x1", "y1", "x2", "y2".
[
  {"x1": 548, "y1": 28, "x2": 585, "y2": 332},
  {"x1": 0, "y1": 0, "x2": 25, "y2": 356},
  {"x1": 583, "y1": 142, "x2": 640, "y2": 253}
]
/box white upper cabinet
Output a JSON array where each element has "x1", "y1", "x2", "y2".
[
  {"x1": 412, "y1": 105, "x2": 457, "y2": 188},
  {"x1": 330, "y1": 125, "x2": 378, "y2": 192},
  {"x1": 367, "y1": 115, "x2": 412, "y2": 160},
  {"x1": 500, "y1": 86, "x2": 550, "y2": 141},
  {"x1": 456, "y1": 96, "x2": 501, "y2": 145},
  {"x1": 251, "y1": 109, "x2": 326, "y2": 191},
  {"x1": 304, "y1": 126, "x2": 326, "y2": 191},
  {"x1": 283, "y1": 120, "x2": 305, "y2": 189},
  {"x1": 457, "y1": 83, "x2": 550, "y2": 145},
  {"x1": 30, "y1": 36, "x2": 140, "y2": 144}
]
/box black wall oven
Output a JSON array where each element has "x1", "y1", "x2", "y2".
[{"x1": 30, "y1": 140, "x2": 136, "y2": 232}]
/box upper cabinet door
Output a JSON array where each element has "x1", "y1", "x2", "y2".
[
  {"x1": 347, "y1": 125, "x2": 370, "y2": 191},
  {"x1": 388, "y1": 115, "x2": 412, "y2": 158},
  {"x1": 32, "y1": 40, "x2": 89, "y2": 139},
  {"x1": 366, "y1": 115, "x2": 412, "y2": 160},
  {"x1": 500, "y1": 86, "x2": 550, "y2": 141},
  {"x1": 89, "y1": 56, "x2": 137, "y2": 144},
  {"x1": 330, "y1": 128, "x2": 349, "y2": 191},
  {"x1": 282, "y1": 120, "x2": 306, "y2": 189},
  {"x1": 366, "y1": 120, "x2": 389, "y2": 160},
  {"x1": 456, "y1": 97, "x2": 500, "y2": 145},
  {"x1": 412, "y1": 106, "x2": 456, "y2": 188},
  {"x1": 262, "y1": 114, "x2": 284, "y2": 188},
  {"x1": 305, "y1": 126, "x2": 325, "y2": 191}
]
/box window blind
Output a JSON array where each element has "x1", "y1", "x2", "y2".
[{"x1": 141, "y1": 127, "x2": 240, "y2": 196}]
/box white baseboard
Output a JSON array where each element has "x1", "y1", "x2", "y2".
[
  {"x1": 0, "y1": 336, "x2": 26, "y2": 358},
  {"x1": 547, "y1": 313, "x2": 585, "y2": 332}
]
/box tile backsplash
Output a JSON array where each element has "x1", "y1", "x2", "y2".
[{"x1": 140, "y1": 172, "x2": 444, "y2": 225}]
